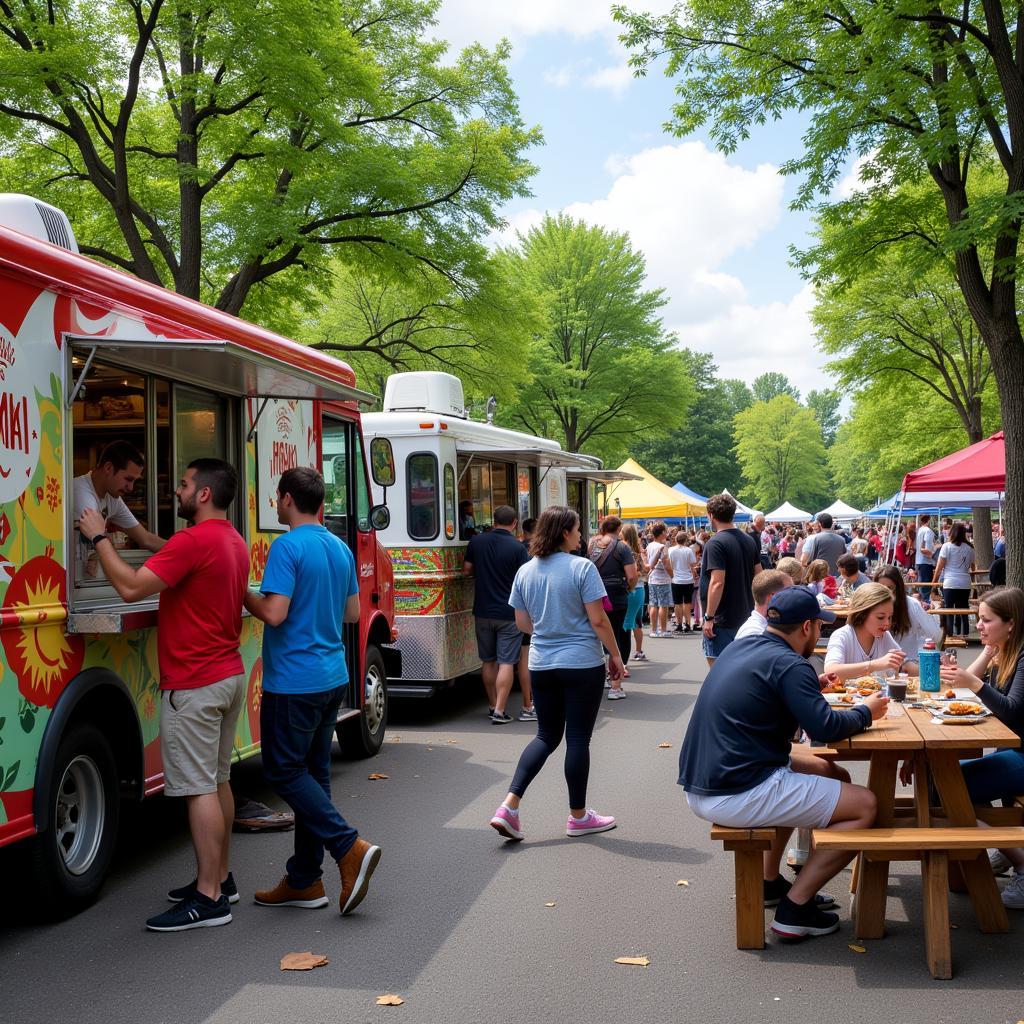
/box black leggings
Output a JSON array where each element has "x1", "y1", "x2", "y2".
[
  {"x1": 509, "y1": 665, "x2": 605, "y2": 808},
  {"x1": 943, "y1": 587, "x2": 971, "y2": 636},
  {"x1": 604, "y1": 606, "x2": 632, "y2": 664}
]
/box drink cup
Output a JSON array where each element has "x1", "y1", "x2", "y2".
[{"x1": 886, "y1": 679, "x2": 908, "y2": 702}]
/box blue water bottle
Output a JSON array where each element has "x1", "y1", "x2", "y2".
[{"x1": 919, "y1": 637, "x2": 940, "y2": 692}]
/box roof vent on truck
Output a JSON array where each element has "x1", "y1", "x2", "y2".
[
  {"x1": 0, "y1": 193, "x2": 79, "y2": 252},
  {"x1": 382, "y1": 371, "x2": 466, "y2": 419}
]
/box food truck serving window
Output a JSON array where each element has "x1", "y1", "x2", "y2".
[{"x1": 406, "y1": 452, "x2": 439, "y2": 541}]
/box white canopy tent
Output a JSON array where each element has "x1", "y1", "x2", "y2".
[
  {"x1": 817, "y1": 499, "x2": 862, "y2": 521},
  {"x1": 722, "y1": 488, "x2": 762, "y2": 521},
  {"x1": 765, "y1": 501, "x2": 813, "y2": 523}
]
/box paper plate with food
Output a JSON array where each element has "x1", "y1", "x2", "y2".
[
  {"x1": 937, "y1": 701, "x2": 991, "y2": 724},
  {"x1": 825, "y1": 692, "x2": 860, "y2": 706}
]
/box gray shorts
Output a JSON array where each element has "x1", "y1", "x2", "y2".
[
  {"x1": 475, "y1": 617, "x2": 522, "y2": 665},
  {"x1": 649, "y1": 583, "x2": 673, "y2": 607},
  {"x1": 161, "y1": 674, "x2": 246, "y2": 797}
]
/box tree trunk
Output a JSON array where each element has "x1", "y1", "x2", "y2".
[
  {"x1": 985, "y1": 319, "x2": 1024, "y2": 589},
  {"x1": 972, "y1": 508, "x2": 993, "y2": 569}
]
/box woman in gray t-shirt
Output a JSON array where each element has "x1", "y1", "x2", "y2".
[
  {"x1": 488, "y1": 507, "x2": 624, "y2": 843},
  {"x1": 935, "y1": 521, "x2": 976, "y2": 636}
]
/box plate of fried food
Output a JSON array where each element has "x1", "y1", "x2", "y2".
[
  {"x1": 938, "y1": 701, "x2": 990, "y2": 724},
  {"x1": 825, "y1": 692, "x2": 859, "y2": 706}
]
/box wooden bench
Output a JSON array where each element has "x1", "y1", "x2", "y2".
[
  {"x1": 710, "y1": 825, "x2": 778, "y2": 949},
  {"x1": 813, "y1": 826, "x2": 1024, "y2": 979},
  {"x1": 940, "y1": 635, "x2": 968, "y2": 650}
]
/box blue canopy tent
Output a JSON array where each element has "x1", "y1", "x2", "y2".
[
  {"x1": 672, "y1": 481, "x2": 709, "y2": 528},
  {"x1": 864, "y1": 493, "x2": 972, "y2": 518}
]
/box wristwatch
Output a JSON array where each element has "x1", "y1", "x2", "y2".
[{"x1": 91, "y1": 533, "x2": 109, "y2": 547}]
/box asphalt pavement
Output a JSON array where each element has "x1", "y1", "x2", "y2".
[{"x1": 2, "y1": 632, "x2": 1023, "y2": 1024}]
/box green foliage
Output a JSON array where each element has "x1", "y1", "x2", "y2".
[
  {"x1": 752, "y1": 372, "x2": 799, "y2": 404},
  {"x1": 497, "y1": 214, "x2": 693, "y2": 463},
  {"x1": 632, "y1": 349, "x2": 752, "y2": 495},
  {"x1": 733, "y1": 395, "x2": 828, "y2": 511},
  {"x1": 0, "y1": 0, "x2": 539, "y2": 323},
  {"x1": 805, "y1": 388, "x2": 842, "y2": 447}
]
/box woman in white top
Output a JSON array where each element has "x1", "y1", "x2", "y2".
[
  {"x1": 824, "y1": 582, "x2": 912, "y2": 679},
  {"x1": 934, "y1": 521, "x2": 976, "y2": 637},
  {"x1": 668, "y1": 531, "x2": 697, "y2": 632},
  {"x1": 872, "y1": 565, "x2": 943, "y2": 667}
]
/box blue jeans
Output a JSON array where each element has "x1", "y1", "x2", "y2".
[
  {"x1": 260, "y1": 686, "x2": 358, "y2": 888},
  {"x1": 960, "y1": 748, "x2": 1024, "y2": 804},
  {"x1": 915, "y1": 562, "x2": 934, "y2": 601},
  {"x1": 702, "y1": 625, "x2": 738, "y2": 660}
]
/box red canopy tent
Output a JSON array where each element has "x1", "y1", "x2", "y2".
[{"x1": 900, "y1": 431, "x2": 1005, "y2": 502}]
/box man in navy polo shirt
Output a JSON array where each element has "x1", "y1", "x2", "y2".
[{"x1": 679, "y1": 587, "x2": 888, "y2": 940}]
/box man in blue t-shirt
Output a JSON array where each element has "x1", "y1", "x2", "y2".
[{"x1": 244, "y1": 467, "x2": 381, "y2": 917}]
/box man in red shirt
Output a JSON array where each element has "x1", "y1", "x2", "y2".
[{"x1": 79, "y1": 458, "x2": 250, "y2": 932}]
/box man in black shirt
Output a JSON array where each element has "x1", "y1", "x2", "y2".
[
  {"x1": 700, "y1": 493, "x2": 760, "y2": 666},
  {"x1": 464, "y1": 505, "x2": 529, "y2": 723},
  {"x1": 680, "y1": 588, "x2": 886, "y2": 939}
]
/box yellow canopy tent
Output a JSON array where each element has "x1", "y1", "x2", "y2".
[{"x1": 606, "y1": 458, "x2": 707, "y2": 520}]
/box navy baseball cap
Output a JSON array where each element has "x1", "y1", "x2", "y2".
[{"x1": 766, "y1": 586, "x2": 836, "y2": 625}]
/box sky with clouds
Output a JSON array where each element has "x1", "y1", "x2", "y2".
[{"x1": 430, "y1": 1, "x2": 845, "y2": 394}]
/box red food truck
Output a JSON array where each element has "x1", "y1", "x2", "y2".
[{"x1": 0, "y1": 194, "x2": 398, "y2": 913}]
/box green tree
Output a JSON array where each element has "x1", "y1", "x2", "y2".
[
  {"x1": 752, "y1": 372, "x2": 799, "y2": 404},
  {"x1": 733, "y1": 395, "x2": 828, "y2": 511},
  {"x1": 616, "y1": 1, "x2": 1024, "y2": 585},
  {"x1": 632, "y1": 349, "x2": 752, "y2": 495},
  {"x1": 498, "y1": 214, "x2": 693, "y2": 462},
  {"x1": 0, "y1": 0, "x2": 538, "y2": 326},
  {"x1": 805, "y1": 388, "x2": 842, "y2": 448}
]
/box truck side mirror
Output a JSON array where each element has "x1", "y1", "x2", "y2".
[
  {"x1": 369, "y1": 437, "x2": 395, "y2": 488},
  {"x1": 370, "y1": 504, "x2": 391, "y2": 531}
]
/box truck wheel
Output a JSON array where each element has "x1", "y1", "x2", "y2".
[
  {"x1": 337, "y1": 645, "x2": 388, "y2": 758},
  {"x1": 29, "y1": 723, "x2": 120, "y2": 916}
]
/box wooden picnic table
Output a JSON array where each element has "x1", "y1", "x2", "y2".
[{"x1": 820, "y1": 699, "x2": 1020, "y2": 970}]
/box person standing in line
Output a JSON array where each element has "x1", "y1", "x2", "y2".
[
  {"x1": 690, "y1": 538, "x2": 704, "y2": 627},
  {"x1": 934, "y1": 521, "x2": 976, "y2": 636},
  {"x1": 645, "y1": 522, "x2": 674, "y2": 637},
  {"x1": 668, "y1": 529, "x2": 698, "y2": 633},
  {"x1": 587, "y1": 516, "x2": 637, "y2": 697},
  {"x1": 621, "y1": 523, "x2": 649, "y2": 662},
  {"x1": 915, "y1": 513, "x2": 938, "y2": 603},
  {"x1": 79, "y1": 459, "x2": 249, "y2": 931},
  {"x1": 749, "y1": 512, "x2": 769, "y2": 569},
  {"x1": 464, "y1": 505, "x2": 530, "y2": 724},
  {"x1": 799, "y1": 512, "x2": 847, "y2": 576},
  {"x1": 489, "y1": 507, "x2": 623, "y2": 841},
  {"x1": 244, "y1": 467, "x2": 381, "y2": 916},
  {"x1": 515, "y1": 518, "x2": 538, "y2": 722},
  {"x1": 700, "y1": 493, "x2": 759, "y2": 666}
]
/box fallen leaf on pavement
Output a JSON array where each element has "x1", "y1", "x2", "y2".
[
  {"x1": 848, "y1": 944, "x2": 866, "y2": 954},
  {"x1": 676, "y1": 880, "x2": 689, "y2": 887},
  {"x1": 390, "y1": 736, "x2": 401, "y2": 742},
  {"x1": 367, "y1": 773, "x2": 389, "y2": 781},
  {"x1": 658, "y1": 742, "x2": 672, "y2": 749},
  {"x1": 447, "y1": 739, "x2": 458, "y2": 744},
  {"x1": 280, "y1": 952, "x2": 328, "y2": 971},
  {"x1": 376, "y1": 994, "x2": 404, "y2": 1006},
  {"x1": 426, "y1": 747, "x2": 433, "y2": 751},
  {"x1": 614, "y1": 956, "x2": 650, "y2": 967},
  {"x1": 544, "y1": 902, "x2": 556, "y2": 907}
]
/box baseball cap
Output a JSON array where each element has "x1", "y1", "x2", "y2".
[{"x1": 766, "y1": 586, "x2": 836, "y2": 625}]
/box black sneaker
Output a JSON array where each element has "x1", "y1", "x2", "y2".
[
  {"x1": 146, "y1": 894, "x2": 232, "y2": 932},
  {"x1": 763, "y1": 875, "x2": 837, "y2": 910},
  {"x1": 491, "y1": 710, "x2": 513, "y2": 724},
  {"x1": 770, "y1": 894, "x2": 840, "y2": 939},
  {"x1": 168, "y1": 872, "x2": 240, "y2": 904}
]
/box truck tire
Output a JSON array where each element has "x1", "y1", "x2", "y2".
[
  {"x1": 29, "y1": 722, "x2": 120, "y2": 916},
  {"x1": 336, "y1": 645, "x2": 388, "y2": 758}
]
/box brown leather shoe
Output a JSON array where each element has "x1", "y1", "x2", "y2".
[
  {"x1": 337, "y1": 838, "x2": 381, "y2": 915},
  {"x1": 254, "y1": 876, "x2": 329, "y2": 909}
]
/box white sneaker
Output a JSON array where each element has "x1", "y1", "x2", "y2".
[
  {"x1": 648, "y1": 631, "x2": 658, "y2": 638},
  {"x1": 990, "y1": 849, "x2": 1013, "y2": 876},
  {"x1": 1001, "y1": 871, "x2": 1024, "y2": 909},
  {"x1": 607, "y1": 687, "x2": 627, "y2": 700}
]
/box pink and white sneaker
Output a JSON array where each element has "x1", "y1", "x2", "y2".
[
  {"x1": 490, "y1": 804, "x2": 524, "y2": 841},
  {"x1": 566, "y1": 809, "x2": 617, "y2": 837}
]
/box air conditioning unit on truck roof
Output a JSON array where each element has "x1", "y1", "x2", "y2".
[
  {"x1": 382, "y1": 371, "x2": 466, "y2": 419},
  {"x1": 0, "y1": 193, "x2": 78, "y2": 252}
]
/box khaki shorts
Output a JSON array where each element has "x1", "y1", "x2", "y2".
[{"x1": 161, "y1": 674, "x2": 245, "y2": 797}]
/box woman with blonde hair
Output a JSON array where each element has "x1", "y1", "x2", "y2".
[
  {"x1": 935, "y1": 587, "x2": 1024, "y2": 904},
  {"x1": 620, "y1": 523, "x2": 649, "y2": 662},
  {"x1": 823, "y1": 582, "x2": 911, "y2": 680}
]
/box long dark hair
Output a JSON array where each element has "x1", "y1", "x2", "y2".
[
  {"x1": 872, "y1": 564, "x2": 911, "y2": 637},
  {"x1": 949, "y1": 521, "x2": 971, "y2": 547},
  {"x1": 529, "y1": 506, "x2": 579, "y2": 559}
]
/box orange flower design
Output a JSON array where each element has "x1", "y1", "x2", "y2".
[{"x1": 44, "y1": 475, "x2": 60, "y2": 512}]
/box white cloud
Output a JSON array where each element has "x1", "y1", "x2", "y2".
[
  {"x1": 584, "y1": 63, "x2": 635, "y2": 94},
  {"x1": 543, "y1": 63, "x2": 578, "y2": 88}
]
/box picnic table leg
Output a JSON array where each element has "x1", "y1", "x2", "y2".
[
  {"x1": 928, "y1": 751, "x2": 1009, "y2": 934},
  {"x1": 734, "y1": 847, "x2": 766, "y2": 950},
  {"x1": 853, "y1": 752, "x2": 901, "y2": 939},
  {"x1": 922, "y1": 851, "x2": 953, "y2": 980}
]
